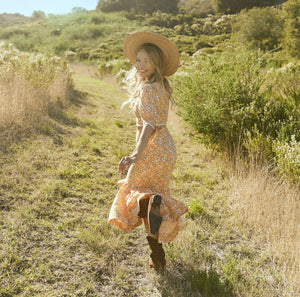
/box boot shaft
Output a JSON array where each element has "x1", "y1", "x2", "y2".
[{"x1": 146, "y1": 236, "x2": 166, "y2": 271}]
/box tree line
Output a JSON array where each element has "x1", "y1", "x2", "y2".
[
  {"x1": 97, "y1": 0, "x2": 179, "y2": 13},
  {"x1": 97, "y1": 0, "x2": 288, "y2": 14}
]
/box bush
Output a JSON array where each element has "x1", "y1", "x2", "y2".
[
  {"x1": 173, "y1": 48, "x2": 300, "y2": 160},
  {"x1": 172, "y1": 35, "x2": 196, "y2": 55},
  {"x1": 213, "y1": 14, "x2": 233, "y2": 34},
  {"x1": 232, "y1": 7, "x2": 283, "y2": 51},
  {"x1": 212, "y1": 0, "x2": 285, "y2": 13},
  {"x1": 90, "y1": 15, "x2": 105, "y2": 24},
  {"x1": 178, "y1": 0, "x2": 214, "y2": 16},
  {"x1": 0, "y1": 44, "x2": 72, "y2": 129},
  {"x1": 97, "y1": 0, "x2": 179, "y2": 13},
  {"x1": 194, "y1": 36, "x2": 213, "y2": 50},
  {"x1": 32, "y1": 10, "x2": 46, "y2": 19},
  {"x1": 273, "y1": 136, "x2": 300, "y2": 183},
  {"x1": 97, "y1": 59, "x2": 131, "y2": 77},
  {"x1": 282, "y1": 0, "x2": 300, "y2": 58},
  {"x1": 143, "y1": 12, "x2": 194, "y2": 28}
]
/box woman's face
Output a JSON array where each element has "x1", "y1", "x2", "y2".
[{"x1": 135, "y1": 49, "x2": 155, "y2": 80}]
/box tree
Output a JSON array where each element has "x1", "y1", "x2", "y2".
[
  {"x1": 282, "y1": 0, "x2": 300, "y2": 58},
  {"x1": 32, "y1": 10, "x2": 46, "y2": 19},
  {"x1": 97, "y1": 0, "x2": 129, "y2": 12},
  {"x1": 97, "y1": 0, "x2": 179, "y2": 13},
  {"x1": 178, "y1": 0, "x2": 214, "y2": 16},
  {"x1": 212, "y1": 0, "x2": 287, "y2": 13},
  {"x1": 72, "y1": 7, "x2": 88, "y2": 13},
  {"x1": 232, "y1": 7, "x2": 283, "y2": 50}
]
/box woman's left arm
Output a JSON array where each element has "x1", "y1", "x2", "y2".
[{"x1": 119, "y1": 124, "x2": 154, "y2": 173}]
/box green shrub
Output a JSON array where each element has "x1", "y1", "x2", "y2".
[
  {"x1": 98, "y1": 59, "x2": 131, "y2": 76},
  {"x1": 90, "y1": 15, "x2": 105, "y2": 24},
  {"x1": 212, "y1": 0, "x2": 283, "y2": 13},
  {"x1": 178, "y1": 0, "x2": 214, "y2": 16},
  {"x1": 32, "y1": 10, "x2": 46, "y2": 19},
  {"x1": 52, "y1": 39, "x2": 72, "y2": 55},
  {"x1": 173, "y1": 48, "x2": 300, "y2": 159},
  {"x1": 143, "y1": 12, "x2": 194, "y2": 28},
  {"x1": 0, "y1": 45, "x2": 72, "y2": 89},
  {"x1": 282, "y1": 0, "x2": 300, "y2": 58},
  {"x1": 194, "y1": 35, "x2": 213, "y2": 50},
  {"x1": 9, "y1": 33, "x2": 42, "y2": 52},
  {"x1": 273, "y1": 135, "x2": 300, "y2": 183},
  {"x1": 172, "y1": 35, "x2": 197, "y2": 55},
  {"x1": 0, "y1": 27, "x2": 29, "y2": 39},
  {"x1": 97, "y1": 0, "x2": 179, "y2": 13},
  {"x1": 232, "y1": 7, "x2": 283, "y2": 51},
  {"x1": 213, "y1": 15, "x2": 233, "y2": 35}
]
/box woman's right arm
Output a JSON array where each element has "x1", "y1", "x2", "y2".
[
  {"x1": 119, "y1": 124, "x2": 153, "y2": 173},
  {"x1": 136, "y1": 126, "x2": 142, "y2": 143}
]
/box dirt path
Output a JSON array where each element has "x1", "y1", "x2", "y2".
[{"x1": 66, "y1": 71, "x2": 232, "y2": 297}]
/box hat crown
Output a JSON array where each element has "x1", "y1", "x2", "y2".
[{"x1": 123, "y1": 32, "x2": 180, "y2": 77}]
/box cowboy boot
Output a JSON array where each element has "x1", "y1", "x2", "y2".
[
  {"x1": 148, "y1": 194, "x2": 162, "y2": 235},
  {"x1": 138, "y1": 196, "x2": 150, "y2": 218},
  {"x1": 146, "y1": 236, "x2": 166, "y2": 271}
]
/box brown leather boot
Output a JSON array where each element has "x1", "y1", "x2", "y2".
[
  {"x1": 148, "y1": 194, "x2": 162, "y2": 235},
  {"x1": 146, "y1": 236, "x2": 166, "y2": 271}
]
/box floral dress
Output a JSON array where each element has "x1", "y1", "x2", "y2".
[{"x1": 108, "y1": 82, "x2": 188, "y2": 243}]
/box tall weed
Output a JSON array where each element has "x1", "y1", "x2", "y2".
[
  {"x1": 0, "y1": 44, "x2": 72, "y2": 132},
  {"x1": 228, "y1": 157, "x2": 300, "y2": 293}
]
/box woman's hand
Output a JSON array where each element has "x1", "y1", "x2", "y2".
[
  {"x1": 118, "y1": 154, "x2": 139, "y2": 173},
  {"x1": 118, "y1": 124, "x2": 154, "y2": 173}
]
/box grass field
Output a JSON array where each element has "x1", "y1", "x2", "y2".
[{"x1": 0, "y1": 69, "x2": 299, "y2": 296}]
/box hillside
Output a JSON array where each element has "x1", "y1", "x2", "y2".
[
  {"x1": 0, "y1": 13, "x2": 32, "y2": 27},
  {"x1": 0, "y1": 10, "x2": 145, "y2": 59}
]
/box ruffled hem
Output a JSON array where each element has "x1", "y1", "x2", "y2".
[{"x1": 108, "y1": 179, "x2": 188, "y2": 243}]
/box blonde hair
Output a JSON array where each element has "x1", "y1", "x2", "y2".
[{"x1": 122, "y1": 43, "x2": 175, "y2": 110}]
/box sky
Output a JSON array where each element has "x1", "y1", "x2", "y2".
[{"x1": 0, "y1": 0, "x2": 99, "y2": 17}]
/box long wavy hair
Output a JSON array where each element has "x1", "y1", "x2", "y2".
[{"x1": 122, "y1": 43, "x2": 175, "y2": 110}]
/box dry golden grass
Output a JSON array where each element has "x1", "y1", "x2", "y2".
[
  {"x1": 0, "y1": 46, "x2": 73, "y2": 141},
  {"x1": 0, "y1": 76, "x2": 72, "y2": 153},
  {"x1": 70, "y1": 63, "x2": 99, "y2": 79},
  {"x1": 228, "y1": 159, "x2": 300, "y2": 294},
  {"x1": 0, "y1": 75, "x2": 70, "y2": 126}
]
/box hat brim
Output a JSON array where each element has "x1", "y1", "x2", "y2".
[{"x1": 123, "y1": 32, "x2": 180, "y2": 77}]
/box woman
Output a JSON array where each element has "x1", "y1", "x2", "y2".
[{"x1": 108, "y1": 32, "x2": 188, "y2": 271}]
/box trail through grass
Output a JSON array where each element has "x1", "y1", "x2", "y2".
[{"x1": 0, "y1": 69, "x2": 298, "y2": 296}]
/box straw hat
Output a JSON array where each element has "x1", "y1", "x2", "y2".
[{"x1": 123, "y1": 31, "x2": 180, "y2": 77}]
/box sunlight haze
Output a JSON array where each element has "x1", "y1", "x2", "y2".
[{"x1": 0, "y1": 0, "x2": 98, "y2": 16}]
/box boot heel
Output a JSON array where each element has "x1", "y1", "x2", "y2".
[
  {"x1": 148, "y1": 195, "x2": 162, "y2": 235},
  {"x1": 152, "y1": 194, "x2": 161, "y2": 206}
]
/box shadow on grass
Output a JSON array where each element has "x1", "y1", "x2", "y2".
[
  {"x1": 0, "y1": 89, "x2": 90, "y2": 152},
  {"x1": 47, "y1": 89, "x2": 88, "y2": 127},
  {"x1": 159, "y1": 264, "x2": 235, "y2": 297}
]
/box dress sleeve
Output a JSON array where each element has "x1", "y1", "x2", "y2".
[{"x1": 139, "y1": 85, "x2": 160, "y2": 129}]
